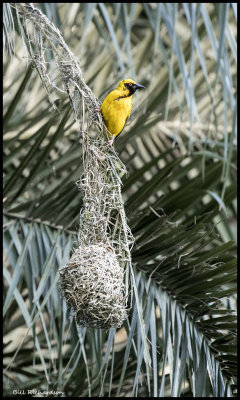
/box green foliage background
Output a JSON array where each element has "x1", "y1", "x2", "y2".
[{"x1": 3, "y1": 3, "x2": 237, "y2": 397}]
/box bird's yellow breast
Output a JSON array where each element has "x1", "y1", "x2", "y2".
[{"x1": 101, "y1": 90, "x2": 133, "y2": 137}]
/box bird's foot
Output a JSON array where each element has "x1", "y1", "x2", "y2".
[{"x1": 107, "y1": 137, "x2": 114, "y2": 147}]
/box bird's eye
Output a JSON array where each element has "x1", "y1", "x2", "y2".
[{"x1": 128, "y1": 83, "x2": 132, "y2": 87}]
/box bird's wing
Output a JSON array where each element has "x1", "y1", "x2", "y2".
[{"x1": 115, "y1": 115, "x2": 130, "y2": 139}]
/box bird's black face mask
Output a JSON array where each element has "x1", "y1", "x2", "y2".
[{"x1": 124, "y1": 82, "x2": 145, "y2": 95}]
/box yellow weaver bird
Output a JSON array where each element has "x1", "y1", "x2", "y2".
[{"x1": 100, "y1": 78, "x2": 145, "y2": 146}]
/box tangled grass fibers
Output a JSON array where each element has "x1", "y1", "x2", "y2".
[
  {"x1": 13, "y1": 3, "x2": 134, "y2": 328},
  {"x1": 59, "y1": 133, "x2": 134, "y2": 328},
  {"x1": 60, "y1": 244, "x2": 127, "y2": 328}
]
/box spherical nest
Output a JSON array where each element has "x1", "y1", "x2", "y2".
[{"x1": 59, "y1": 243, "x2": 128, "y2": 328}]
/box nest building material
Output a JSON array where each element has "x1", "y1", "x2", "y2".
[
  {"x1": 59, "y1": 138, "x2": 133, "y2": 329},
  {"x1": 12, "y1": 3, "x2": 134, "y2": 329},
  {"x1": 59, "y1": 243, "x2": 128, "y2": 328}
]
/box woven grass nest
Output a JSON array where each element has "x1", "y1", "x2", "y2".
[{"x1": 59, "y1": 243, "x2": 128, "y2": 328}]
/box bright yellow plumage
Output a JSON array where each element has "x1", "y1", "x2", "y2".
[{"x1": 100, "y1": 78, "x2": 145, "y2": 145}]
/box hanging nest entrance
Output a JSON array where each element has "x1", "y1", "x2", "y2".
[{"x1": 59, "y1": 243, "x2": 127, "y2": 328}]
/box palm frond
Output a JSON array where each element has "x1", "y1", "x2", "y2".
[
  {"x1": 3, "y1": 2, "x2": 236, "y2": 397},
  {"x1": 3, "y1": 210, "x2": 236, "y2": 396}
]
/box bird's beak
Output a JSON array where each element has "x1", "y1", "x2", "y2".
[{"x1": 134, "y1": 83, "x2": 145, "y2": 90}]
